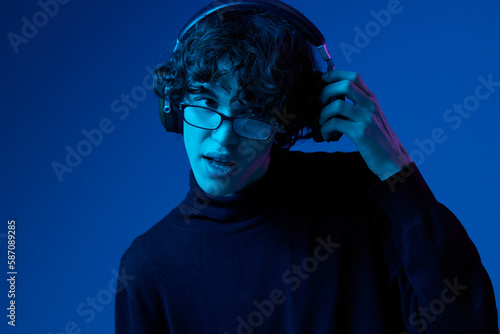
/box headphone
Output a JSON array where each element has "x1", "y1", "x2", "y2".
[{"x1": 158, "y1": 0, "x2": 343, "y2": 142}]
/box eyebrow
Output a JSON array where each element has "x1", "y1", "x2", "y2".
[
  {"x1": 185, "y1": 84, "x2": 268, "y2": 118},
  {"x1": 186, "y1": 84, "x2": 219, "y2": 98},
  {"x1": 186, "y1": 84, "x2": 242, "y2": 110},
  {"x1": 186, "y1": 81, "x2": 234, "y2": 96}
]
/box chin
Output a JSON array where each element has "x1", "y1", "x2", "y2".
[
  {"x1": 195, "y1": 158, "x2": 248, "y2": 195},
  {"x1": 201, "y1": 179, "x2": 237, "y2": 197},
  {"x1": 193, "y1": 167, "x2": 232, "y2": 195}
]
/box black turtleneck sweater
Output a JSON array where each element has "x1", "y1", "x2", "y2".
[{"x1": 115, "y1": 148, "x2": 498, "y2": 333}]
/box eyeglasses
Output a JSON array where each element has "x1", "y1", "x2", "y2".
[{"x1": 180, "y1": 103, "x2": 281, "y2": 141}]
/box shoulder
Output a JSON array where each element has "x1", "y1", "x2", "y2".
[
  {"x1": 119, "y1": 233, "x2": 153, "y2": 279},
  {"x1": 119, "y1": 210, "x2": 180, "y2": 275}
]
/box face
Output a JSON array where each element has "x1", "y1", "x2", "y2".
[{"x1": 182, "y1": 73, "x2": 279, "y2": 197}]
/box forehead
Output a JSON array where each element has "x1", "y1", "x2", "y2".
[
  {"x1": 189, "y1": 75, "x2": 238, "y2": 97},
  {"x1": 187, "y1": 59, "x2": 239, "y2": 97}
]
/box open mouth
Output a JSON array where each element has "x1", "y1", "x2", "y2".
[{"x1": 203, "y1": 156, "x2": 237, "y2": 167}]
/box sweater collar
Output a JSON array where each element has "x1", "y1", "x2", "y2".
[{"x1": 177, "y1": 147, "x2": 285, "y2": 230}]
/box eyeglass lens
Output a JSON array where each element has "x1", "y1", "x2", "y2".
[{"x1": 183, "y1": 106, "x2": 272, "y2": 140}]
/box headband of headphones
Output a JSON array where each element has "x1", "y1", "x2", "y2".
[
  {"x1": 159, "y1": 0, "x2": 337, "y2": 140},
  {"x1": 174, "y1": 0, "x2": 334, "y2": 69}
]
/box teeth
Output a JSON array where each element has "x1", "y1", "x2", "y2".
[
  {"x1": 207, "y1": 157, "x2": 228, "y2": 163},
  {"x1": 205, "y1": 154, "x2": 236, "y2": 166},
  {"x1": 208, "y1": 157, "x2": 232, "y2": 165}
]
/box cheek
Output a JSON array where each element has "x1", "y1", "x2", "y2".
[
  {"x1": 183, "y1": 124, "x2": 204, "y2": 161},
  {"x1": 237, "y1": 138, "x2": 273, "y2": 166}
]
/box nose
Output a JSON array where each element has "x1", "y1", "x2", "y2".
[{"x1": 211, "y1": 118, "x2": 239, "y2": 145}]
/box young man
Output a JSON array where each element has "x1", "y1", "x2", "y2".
[{"x1": 115, "y1": 2, "x2": 498, "y2": 333}]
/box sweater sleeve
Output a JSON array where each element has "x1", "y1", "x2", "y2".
[
  {"x1": 366, "y1": 162, "x2": 498, "y2": 334},
  {"x1": 115, "y1": 239, "x2": 170, "y2": 334}
]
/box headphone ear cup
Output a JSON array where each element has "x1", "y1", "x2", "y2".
[{"x1": 159, "y1": 97, "x2": 181, "y2": 134}]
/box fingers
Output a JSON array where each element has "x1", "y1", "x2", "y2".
[
  {"x1": 318, "y1": 99, "x2": 367, "y2": 126},
  {"x1": 319, "y1": 70, "x2": 383, "y2": 143},
  {"x1": 321, "y1": 70, "x2": 375, "y2": 98},
  {"x1": 320, "y1": 79, "x2": 373, "y2": 109},
  {"x1": 319, "y1": 100, "x2": 370, "y2": 141},
  {"x1": 320, "y1": 115, "x2": 354, "y2": 141}
]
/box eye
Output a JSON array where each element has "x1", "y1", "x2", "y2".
[
  {"x1": 194, "y1": 97, "x2": 219, "y2": 110},
  {"x1": 248, "y1": 109, "x2": 268, "y2": 120}
]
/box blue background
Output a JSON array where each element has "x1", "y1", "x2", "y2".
[{"x1": 1, "y1": 0, "x2": 499, "y2": 332}]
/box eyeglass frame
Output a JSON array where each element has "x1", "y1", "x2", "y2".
[{"x1": 179, "y1": 102, "x2": 282, "y2": 141}]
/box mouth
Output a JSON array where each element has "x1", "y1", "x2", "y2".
[{"x1": 203, "y1": 156, "x2": 237, "y2": 167}]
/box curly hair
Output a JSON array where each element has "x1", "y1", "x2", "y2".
[{"x1": 153, "y1": 8, "x2": 326, "y2": 150}]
